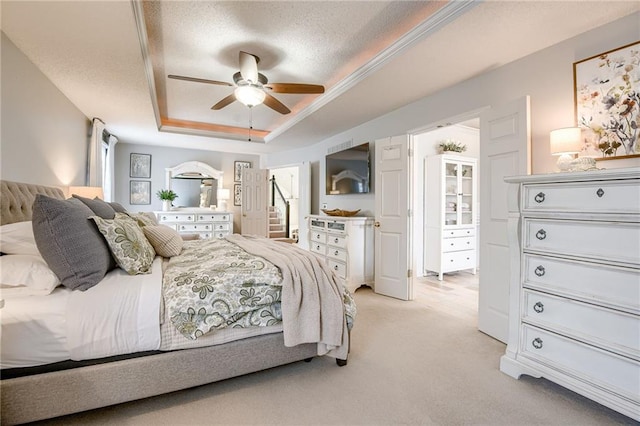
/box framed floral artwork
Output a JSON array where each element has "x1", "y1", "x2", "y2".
[
  {"x1": 573, "y1": 41, "x2": 639, "y2": 160},
  {"x1": 234, "y1": 161, "x2": 251, "y2": 182},
  {"x1": 130, "y1": 153, "x2": 151, "y2": 178},
  {"x1": 233, "y1": 184, "x2": 242, "y2": 206},
  {"x1": 130, "y1": 180, "x2": 151, "y2": 205}
]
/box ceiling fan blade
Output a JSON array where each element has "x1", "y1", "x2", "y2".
[
  {"x1": 239, "y1": 51, "x2": 259, "y2": 84},
  {"x1": 263, "y1": 93, "x2": 291, "y2": 115},
  {"x1": 211, "y1": 94, "x2": 237, "y2": 110},
  {"x1": 168, "y1": 74, "x2": 232, "y2": 86},
  {"x1": 265, "y1": 83, "x2": 325, "y2": 94}
]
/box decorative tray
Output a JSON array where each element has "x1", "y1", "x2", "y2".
[{"x1": 321, "y1": 208, "x2": 360, "y2": 217}]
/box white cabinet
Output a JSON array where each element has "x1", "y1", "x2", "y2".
[
  {"x1": 501, "y1": 168, "x2": 640, "y2": 421},
  {"x1": 156, "y1": 208, "x2": 233, "y2": 239},
  {"x1": 424, "y1": 154, "x2": 477, "y2": 280},
  {"x1": 308, "y1": 215, "x2": 374, "y2": 293}
]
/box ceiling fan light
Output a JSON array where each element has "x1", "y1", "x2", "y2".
[{"x1": 234, "y1": 85, "x2": 265, "y2": 107}]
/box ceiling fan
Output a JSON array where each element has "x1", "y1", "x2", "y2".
[{"x1": 168, "y1": 51, "x2": 325, "y2": 115}]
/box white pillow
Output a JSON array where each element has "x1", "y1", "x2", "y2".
[
  {"x1": 0, "y1": 254, "x2": 60, "y2": 298},
  {"x1": 0, "y1": 221, "x2": 40, "y2": 256}
]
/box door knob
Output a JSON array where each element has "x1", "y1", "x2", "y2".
[{"x1": 374, "y1": 222, "x2": 381, "y2": 228}]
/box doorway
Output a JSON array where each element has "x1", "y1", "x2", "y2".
[{"x1": 412, "y1": 116, "x2": 481, "y2": 315}]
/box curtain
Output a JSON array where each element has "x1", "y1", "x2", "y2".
[
  {"x1": 88, "y1": 118, "x2": 105, "y2": 187},
  {"x1": 103, "y1": 134, "x2": 118, "y2": 202}
]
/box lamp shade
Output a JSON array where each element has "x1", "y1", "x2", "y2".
[
  {"x1": 234, "y1": 85, "x2": 265, "y2": 107},
  {"x1": 69, "y1": 186, "x2": 104, "y2": 200},
  {"x1": 217, "y1": 188, "x2": 230, "y2": 200},
  {"x1": 550, "y1": 127, "x2": 582, "y2": 155}
]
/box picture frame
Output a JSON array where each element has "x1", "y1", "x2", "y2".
[
  {"x1": 130, "y1": 153, "x2": 151, "y2": 178},
  {"x1": 234, "y1": 161, "x2": 251, "y2": 182},
  {"x1": 130, "y1": 180, "x2": 151, "y2": 205},
  {"x1": 573, "y1": 41, "x2": 640, "y2": 161},
  {"x1": 234, "y1": 184, "x2": 242, "y2": 206}
]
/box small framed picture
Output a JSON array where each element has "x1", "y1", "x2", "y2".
[
  {"x1": 130, "y1": 153, "x2": 151, "y2": 178},
  {"x1": 130, "y1": 180, "x2": 151, "y2": 205},
  {"x1": 234, "y1": 161, "x2": 251, "y2": 182},
  {"x1": 234, "y1": 184, "x2": 242, "y2": 206}
]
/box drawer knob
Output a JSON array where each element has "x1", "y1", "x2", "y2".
[
  {"x1": 532, "y1": 338, "x2": 543, "y2": 349},
  {"x1": 334, "y1": 250, "x2": 339, "y2": 256},
  {"x1": 534, "y1": 265, "x2": 545, "y2": 277},
  {"x1": 533, "y1": 301, "x2": 544, "y2": 313},
  {"x1": 535, "y1": 229, "x2": 546, "y2": 240},
  {"x1": 316, "y1": 234, "x2": 320, "y2": 239},
  {"x1": 534, "y1": 192, "x2": 545, "y2": 203},
  {"x1": 334, "y1": 265, "x2": 338, "y2": 271},
  {"x1": 596, "y1": 188, "x2": 604, "y2": 198},
  {"x1": 334, "y1": 238, "x2": 339, "y2": 244}
]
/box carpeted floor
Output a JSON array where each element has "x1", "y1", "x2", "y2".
[{"x1": 35, "y1": 275, "x2": 635, "y2": 425}]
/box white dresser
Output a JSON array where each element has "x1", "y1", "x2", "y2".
[
  {"x1": 156, "y1": 208, "x2": 233, "y2": 239},
  {"x1": 501, "y1": 168, "x2": 640, "y2": 420},
  {"x1": 424, "y1": 154, "x2": 477, "y2": 280},
  {"x1": 308, "y1": 215, "x2": 374, "y2": 293}
]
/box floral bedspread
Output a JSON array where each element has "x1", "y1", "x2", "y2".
[{"x1": 163, "y1": 238, "x2": 356, "y2": 340}]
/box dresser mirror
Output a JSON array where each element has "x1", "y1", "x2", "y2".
[{"x1": 165, "y1": 161, "x2": 224, "y2": 208}]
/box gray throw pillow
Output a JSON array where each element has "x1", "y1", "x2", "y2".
[
  {"x1": 32, "y1": 195, "x2": 116, "y2": 291},
  {"x1": 109, "y1": 202, "x2": 127, "y2": 213},
  {"x1": 72, "y1": 194, "x2": 116, "y2": 219}
]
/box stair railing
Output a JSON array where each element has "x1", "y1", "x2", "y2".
[{"x1": 270, "y1": 175, "x2": 290, "y2": 238}]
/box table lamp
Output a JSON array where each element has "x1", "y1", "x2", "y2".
[
  {"x1": 217, "y1": 188, "x2": 230, "y2": 211},
  {"x1": 68, "y1": 186, "x2": 104, "y2": 200},
  {"x1": 550, "y1": 127, "x2": 582, "y2": 172}
]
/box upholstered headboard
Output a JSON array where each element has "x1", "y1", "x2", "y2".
[{"x1": 0, "y1": 180, "x2": 66, "y2": 225}]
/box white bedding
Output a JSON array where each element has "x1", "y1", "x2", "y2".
[{"x1": 1, "y1": 257, "x2": 163, "y2": 369}]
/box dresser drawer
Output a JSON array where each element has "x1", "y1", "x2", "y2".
[
  {"x1": 442, "y1": 228, "x2": 475, "y2": 238},
  {"x1": 328, "y1": 260, "x2": 347, "y2": 279},
  {"x1": 159, "y1": 213, "x2": 195, "y2": 222},
  {"x1": 310, "y1": 243, "x2": 325, "y2": 255},
  {"x1": 521, "y1": 325, "x2": 640, "y2": 402},
  {"x1": 311, "y1": 231, "x2": 326, "y2": 243},
  {"x1": 523, "y1": 290, "x2": 640, "y2": 360},
  {"x1": 310, "y1": 219, "x2": 326, "y2": 231},
  {"x1": 178, "y1": 223, "x2": 212, "y2": 232},
  {"x1": 197, "y1": 214, "x2": 231, "y2": 222},
  {"x1": 523, "y1": 254, "x2": 640, "y2": 313},
  {"x1": 327, "y1": 247, "x2": 348, "y2": 262},
  {"x1": 524, "y1": 219, "x2": 640, "y2": 266},
  {"x1": 214, "y1": 231, "x2": 228, "y2": 239},
  {"x1": 212, "y1": 223, "x2": 229, "y2": 231},
  {"x1": 327, "y1": 234, "x2": 347, "y2": 248},
  {"x1": 443, "y1": 236, "x2": 475, "y2": 252},
  {"x1": 442, "y1": 250, "x2": 475, "y2": 270},
  {"x1": 327, "y1": 221, "x2": 347, "y2": 234},
  {"x1": 524, "y1": 181, "x2": 640, "y2": 214}
]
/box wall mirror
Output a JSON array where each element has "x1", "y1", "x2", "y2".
[{"x1": 165, "y1": 161, "x2": 224, "y2": 208}]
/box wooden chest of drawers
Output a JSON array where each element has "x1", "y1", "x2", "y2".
[
  {"x1": 156, "y1": 209, "x2": 233, "y2": 239},
  {"x1": 501, "y1": 168, "x2": 640, "y2": 421}
]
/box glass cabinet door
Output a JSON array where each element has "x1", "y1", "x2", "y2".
[{"x1": 443, "y1": 160, "x2": 474, "y2": 227}]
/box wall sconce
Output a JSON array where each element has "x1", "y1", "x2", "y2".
[
  {"x1": 217, "y1": 188, "x2": 230, "y2": 212},
  {"x1": 68, "y1": 186, "x2": 104, "y2": 200},
  {"x1": 550, "y1": 127, "x2": 582, "y2": 172}
]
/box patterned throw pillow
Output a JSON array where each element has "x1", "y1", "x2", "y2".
[
  {"x1": 142, "y1": 225, "x2": 183, "y2": 257},
  {"x1": 90, "y1": 213, "x2": 156, "y2": 275},
  {"x1": 128, "y1": 212, "x2": 158, "y2": 227}
]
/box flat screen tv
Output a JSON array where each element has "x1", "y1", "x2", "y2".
[{"x1": 326, "y1": 142, "x2": 370, "y2": 195}]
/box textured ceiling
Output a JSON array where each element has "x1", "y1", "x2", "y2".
[{"x1": 2, "y1": 1, "x2": 639, "y2": 154}]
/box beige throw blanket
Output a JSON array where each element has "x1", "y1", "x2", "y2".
[{"x1": 226, "y1": 234, "x2": 349, "y2": 359}]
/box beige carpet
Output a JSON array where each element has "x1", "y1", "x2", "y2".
[{"x1": 35, "y1": 279, "x2": 634, "y2": 425}]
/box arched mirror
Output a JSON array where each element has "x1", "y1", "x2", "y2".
[{"x1": 165, "y1": 161, "x2": 224, "y2": 208}]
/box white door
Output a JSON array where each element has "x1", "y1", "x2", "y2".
[
  {"x1": 241, "y1": 168, "x2": 268, "y2": 237},
  {"x1": 478, "y1": 96, "x2": 531, "y2": 342},
  {"x1": 374, "y1": 135, "x2": 413, "y2": 300},
  {"x1": 297, "y1": 162, "x2": 311, "y2": 250}
]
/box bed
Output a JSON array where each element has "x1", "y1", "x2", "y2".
[{"x1": 0, "y1": 180, "x2": 354, "y2": 425}]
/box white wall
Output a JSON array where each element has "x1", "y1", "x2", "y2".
[
  {"x1": 266, "y1": 12, "x2": 640, "y2": 218},
  {"x1": 115, "y1": 142, "x2": 259, "y2": 233},
  {"x1": 1, "y1": 32, "x2": 89, "y2": 186}
]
